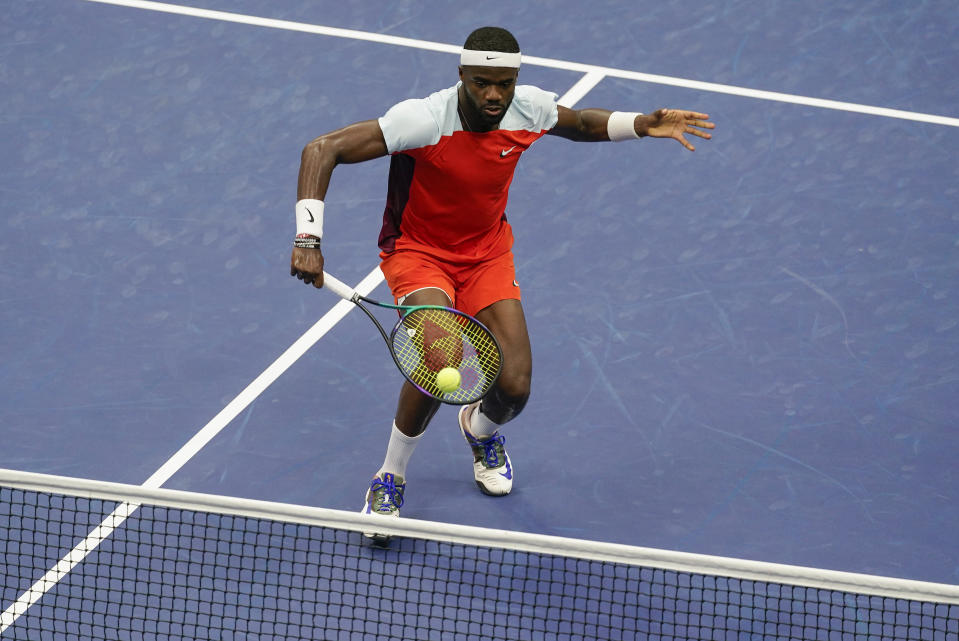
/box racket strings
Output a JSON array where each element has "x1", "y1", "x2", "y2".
[{"x1": 391, "y1": 308, "x2": 501, "y2": 403}]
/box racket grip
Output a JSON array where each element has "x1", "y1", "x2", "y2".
[{"x1": 321, "y1": 271, "x2": 359, "y2": 302}]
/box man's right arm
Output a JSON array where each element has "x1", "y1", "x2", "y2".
[
  {"x1": 291, "y1": 120, "x2": 389, "y2": 288},
  {"x1": 297, "y1": 119, "x2": 389, "y2": 200}
]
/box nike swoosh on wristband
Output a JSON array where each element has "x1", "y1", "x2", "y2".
[
  {"x1": 305, "y1": 208, "x2": 315, "y2": 223},
  {"x1": 500, "y1": 146, "x2": 516, "y2": 157}
]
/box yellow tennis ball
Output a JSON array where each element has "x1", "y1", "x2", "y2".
[{"x1": 435, "y1": 367, "x2": 461, "y2": 393}]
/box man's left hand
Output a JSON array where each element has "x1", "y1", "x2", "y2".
[{"x1": 639, "y1": 109, "x2": 714, "y2": 151}]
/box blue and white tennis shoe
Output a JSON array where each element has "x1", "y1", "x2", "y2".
[
  {"x1": 361, "y1": 472, "x2": 404, "y2": 544},
  {"x1": 458, "y1": 402, "x2": 513, "y2": 496}
]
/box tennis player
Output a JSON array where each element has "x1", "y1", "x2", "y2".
[{"x1": 291, "y1": 27, "x2": 714, "y2": 522}]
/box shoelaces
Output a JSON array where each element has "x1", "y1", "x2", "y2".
[
  {"x1": 369, "y1": 473, "x2": 405, "y2": 512},
  {"x1": 467, "y1": 433, "x2": 507, "y2": 468}
]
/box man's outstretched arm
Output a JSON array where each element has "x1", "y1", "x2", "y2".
[
  {"x1": 292, "y1": 120, "x2": 389, "y2": 288},
  {"x1": 548, "y1": 105, "x2": 714, "y2": 151}
]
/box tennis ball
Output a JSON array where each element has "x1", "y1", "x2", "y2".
[{"x1": 435, "y1": 367, "x2": 461, "y2": 393}]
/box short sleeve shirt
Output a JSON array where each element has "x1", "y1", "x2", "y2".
[{"x1": 376, "y1": 83, "x2": 558, "y2": 263}]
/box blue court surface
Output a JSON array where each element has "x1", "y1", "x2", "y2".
[{"x1": 2, "y1": 0, "x2": 958, "y2": 598}]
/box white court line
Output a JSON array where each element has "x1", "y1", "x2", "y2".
[
  {"x1": 1, "y1": 268, "x2": 385, "y2": 631},
  {"x1": 142, "y1": 268, "x2": 385, "y2": 489},
  {"x1": 82, "y1": 0, "x2": 959, "y2": 127},
  {"x1": 0, "y1": 502, "x2": 139, "y2": 630},
  {"x1": 557, "y1": 70, "x2": 606, "y2": 108}
]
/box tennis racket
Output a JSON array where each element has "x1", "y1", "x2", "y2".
[{"x1": 321, "y1": 272, "x2": 502, "y2": 405}]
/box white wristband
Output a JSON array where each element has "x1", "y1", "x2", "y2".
[
  {"x1": 295, "y1": 199, "x2": 324, "y2": 238},
  {"x1": 607, "y1": 111, "x2": 642, "y2": 142}
]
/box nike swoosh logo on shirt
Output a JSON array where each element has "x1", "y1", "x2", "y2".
[{"x1": 500, "y1": 146, "x2": 516, "y2": 158}]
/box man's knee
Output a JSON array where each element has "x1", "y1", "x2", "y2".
[
  {"x1": 497, "y1": 369, "x2": 531, "y2": 402},
  {"x1": 481, "y1": 370, "x2": 530, "y2": 424}
]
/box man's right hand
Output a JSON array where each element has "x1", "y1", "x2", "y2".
[{"x1": 290, "y1": 245, "x2": 325, "y2": 288}]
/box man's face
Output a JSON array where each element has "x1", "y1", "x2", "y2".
[{"x1": 458, "y1": 65, "x2": 519, "y2": 128}]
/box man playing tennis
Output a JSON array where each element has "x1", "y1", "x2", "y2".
[{"x1": 291, "y1": 27, "x2": 714, "y2": 523}]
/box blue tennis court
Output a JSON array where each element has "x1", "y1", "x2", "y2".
[{"x1": 2, "y1": 0, "x2": 957, "y2": 621}]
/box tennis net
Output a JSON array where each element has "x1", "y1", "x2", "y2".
[{"x1": 1, "y1": 468, "x2": 957, "y2": 640}]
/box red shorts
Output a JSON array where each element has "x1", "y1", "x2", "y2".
[{"x1": 380, "y1": 249, "x2": 520, "y2": 317}]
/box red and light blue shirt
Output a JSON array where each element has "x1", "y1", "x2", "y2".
[{"x1": 377, "y1": 82, "x2": 559, "y2": 263}]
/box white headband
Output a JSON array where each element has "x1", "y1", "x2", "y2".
[{"x1": 460, "y1": 49, "x2": 522, "y2": 68}]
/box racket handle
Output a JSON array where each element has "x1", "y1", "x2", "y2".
[{"x1": 321, "y1": 271, "x2": 360, "y2": 303}]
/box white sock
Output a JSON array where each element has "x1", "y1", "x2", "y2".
[
  {"x1": 377, "y1": 421, "x2": 423, "y2": 480},
  {"x1": 469, "y1": 404, "x2": 501, "y2": 440}
]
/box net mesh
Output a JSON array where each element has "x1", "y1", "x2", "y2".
[
  {"x1": 2, "y1": 478, "x2": 957, "y2": 641},
  {"x1": 391, "y1": 307, "x2": 500, "y2": 404}
]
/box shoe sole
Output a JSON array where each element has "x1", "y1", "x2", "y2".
[
  {"x1": 475, "y1": 479, "x2": 510, "y2": 496},
  {"x1": 363, "y1": 531, "x2": 393, "y2": 547}
]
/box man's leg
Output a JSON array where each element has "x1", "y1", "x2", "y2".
[
  {"x1": 363, "y1": 287, "x2": 452, "y2": 525},
  {"x1": 458, "y1": 298, "x2": 532, "y2": 495},
  {"x1": 392, "y1": 286, "x2": 455, "y2": 436},
  {"x1": 475, "y1": 298, "x2": 532, "y2": 423}
]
